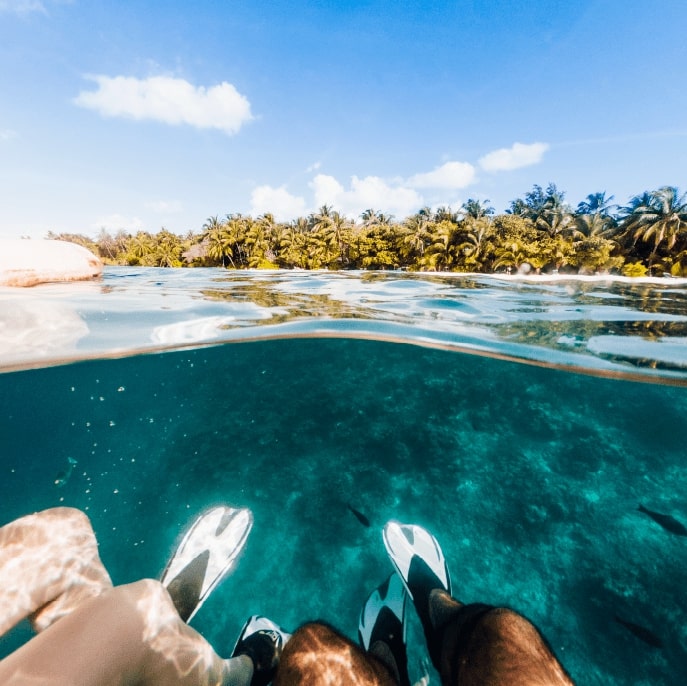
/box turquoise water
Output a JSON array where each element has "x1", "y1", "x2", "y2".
[{"x1": 1, "y1": 269, "x2": 687, "y2": 685}]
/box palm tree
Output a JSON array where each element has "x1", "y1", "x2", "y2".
[
  {"x1": 572, "y1": 213, "x2": 617, "y2": 241},
  {"x1": 225, "y1": 214, "x2": 249, "y2": 267},
  {"x1": 153, "y1": 229, "x2": 182, "y2": 267},
  {"x1": 329, "y1": 211, "x2": 352, "y2": 266},
  {"x1": 493, "y1": 240, "x2": 526, "y2": 272},
  {"x1": 509, "y1": 183, "x2": 568, "y2": 222},
  {"x1": 456, "y1": 219, "x2": 493, "y2": 272},
  {"x1": 309, "y1": 204, "x2": 334, "y2": 232},
  {"x1": 461, "y1": 198, "x2": 495, "y2": 220},
  {"x1": 203, "y1": 216, "x2": 233, "y2": 267},
  {"x1": 433, "y1": 206, "x2": 459, "y2": 224},
  {"x1": 361, "y1": 209, "x2": 380, "y2": 227},
  {"x1": 360, "y1": 209, "x2": 394, "y2": 227},
  {"x1": 303, "y1": 232, "x2": 328, "y2": 269},
  {"x1": 422, "y1": 221, "x2": 456, "y2": 271},
  {"x1": 620, "y1": 187, "x2": 687, "y2": 272},
  {"x1": 245, "y1": 217, "x2": 271, "y2": 267},
  {"x1": 401, "y1": 212, "x2": 431, "y2": 263},
  {"x1": 376, "y1": 212, "x2": 394, "y2": 226},
  {"x1": 576, "y1": 191, "x2": 616, "y2": 217},
  {"x1": 278, "y1": 225, "x2": 307, "y2": 268},
  {"x1": 535, "y1": 209, "x2": 574, "y2": 239},
  {"x1": 127, "y1": 231, "x2": 155, "y2": 265}
]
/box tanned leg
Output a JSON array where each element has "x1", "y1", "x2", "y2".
[
  {"x1": 274, "y1": 622, "x2": 398, "y2": 686},
  {"x1": 428, "y1": 590, "x2": 574, "y2": 686}
]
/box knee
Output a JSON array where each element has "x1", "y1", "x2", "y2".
[
  {"x1": 39, "y1": 507, "x2": 95, "y2": 538},
  {"x1": 478, "y1": 607, "x2": 543, "y2": 644},
  {"x1": 119, "y1": 579, "x2": 177, "y2": 615},
  {"x1": 1, "y1": 507, "x2": 95, "y2": 550},
  {"x1": 35, "y1": 506, "x2": 88, "y2": 521}
]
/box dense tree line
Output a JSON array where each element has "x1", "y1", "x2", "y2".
[{"x1": 48, "y1": 184, "x2": 687, "y2": 277}]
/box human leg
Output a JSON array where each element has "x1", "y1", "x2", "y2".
[
  {"x1": 0, "y1": 579, "x2": 254, "y2": 686},
  {"x1": 0, "y1": 507, "x2": 113, "y2": 636},
  {"x1": 275, "y1": 621, "x2": 398, "y2": 686},
  {"x1": 383, "y1": 521, "x2": 574, "y2": 686},
  {"x1": 426, "y1": 590, "x2": 574, "y2": 686},
  {"x1": 0, "y1": 504, "x2": 273, "y2": 686}
]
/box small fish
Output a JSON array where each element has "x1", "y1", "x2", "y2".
[
  {"x1": 638, "y1": 504, "x2": 687, "y2": 536},
  {"x1": 54, "y1": 457, "x2": 78, "y2": 488},
  {"x1": 614, "y1": 615, "x2": 663, "y2": 649},
  {"x1": 347, "y1": 503, "x2": 370, "y2": 527}
]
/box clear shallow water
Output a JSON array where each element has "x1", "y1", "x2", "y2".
[
  {"x1": 1, "y1": 269, "x2": 686, "y2": 685},
  {"x1": 2, "y1": 267, "x2": 687, "y2": 380}
]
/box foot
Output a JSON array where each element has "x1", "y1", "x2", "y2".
[
  {"x1": 358, "y1": 573, "x2": 410, "y2": 686},
  {"x1": 161, "y1": 506, "x2": 253, "y2": 622},
  {"x1": 382, "y1": 521, "x2": 451, "y2": 666},
  {"x1": 232, "y1": 615, "x2": 291, "y2": 686}
]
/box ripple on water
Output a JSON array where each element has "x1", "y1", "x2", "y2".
[{"x1": 1, "y1": 268, "x2": 687, "y2": 382}]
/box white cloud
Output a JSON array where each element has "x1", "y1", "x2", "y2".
[
  {"x1": 306, "y1": 161, "x2": 321, "y2": 173},
  {"x1": 310, "y1": 174, "x2": 344, "y2": 206},
  {"x1": 407, "y1": 161, "x2": 476, "y2": 189},
  {"x1": 145, "y1": 200, "x2": 183, "y2": 214},
  {"x1": 0, "y1": 129, "x2": 17, "y2": 141},
  {"x1": 92, "y1": 214, "x2": 144, "y2": 233},
  {"x1": 311, "y1": 174, "x2": 423, "y2": 219},
  {"x1": 74, "y1": 75, "x2": 252, "y2": 135},
  {"x1": 250, "y1": 185, "x2": 307, "y2": 221},
  {"x1": 478, "y1": 141, "x2": 549, "y2": 172},
  {"x1": 248, "y1": 145, "x2": 547, "y2": 223}
]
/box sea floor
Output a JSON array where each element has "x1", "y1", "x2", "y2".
[{"x1": 1, "y1": 338, "x2": 686, "y2": 685}]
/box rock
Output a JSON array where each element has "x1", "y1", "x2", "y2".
[{"x1": 0, "y1": 239, "x2": 103, "y2": 287}]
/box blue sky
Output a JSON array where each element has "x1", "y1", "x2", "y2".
[{"x1": 1, "y1": 0, "x2": 686, "y2": 238}]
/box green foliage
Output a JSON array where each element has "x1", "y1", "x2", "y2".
[
  {"x1": 508, "y1": 183, "x2": 568, "y2": 221},
  {"x1": 255, "y1": 258, "x2": 279, "y2": 269},
  {"x1": 622, "y1": 262, "x2": 649, "y2": 277},
  {"x1": 47, "y1": 183, "x2": 687, "y2": 276},
  {"x1": 571, "y1": 237, "x2": 623, "y2": 273}
]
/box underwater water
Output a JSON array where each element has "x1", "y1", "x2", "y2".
[{"x1": 1, "y1": 269, "x2": 686, "y2": 685}]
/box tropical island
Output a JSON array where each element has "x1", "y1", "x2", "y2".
[{"x1": 49, "y1": 184, "x2": 687, "y2": 277}]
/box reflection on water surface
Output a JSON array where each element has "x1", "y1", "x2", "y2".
[{"x1": 1, "y1": 268, "x2": 686, "y2": 380}]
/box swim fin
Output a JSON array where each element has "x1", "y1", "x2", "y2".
[
  {"x1": 358, "y1": 572, "x2": 410, "y2": 686},
  {"x1": 161, "y1": 505, "x2": 253, "y2": 622}
]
